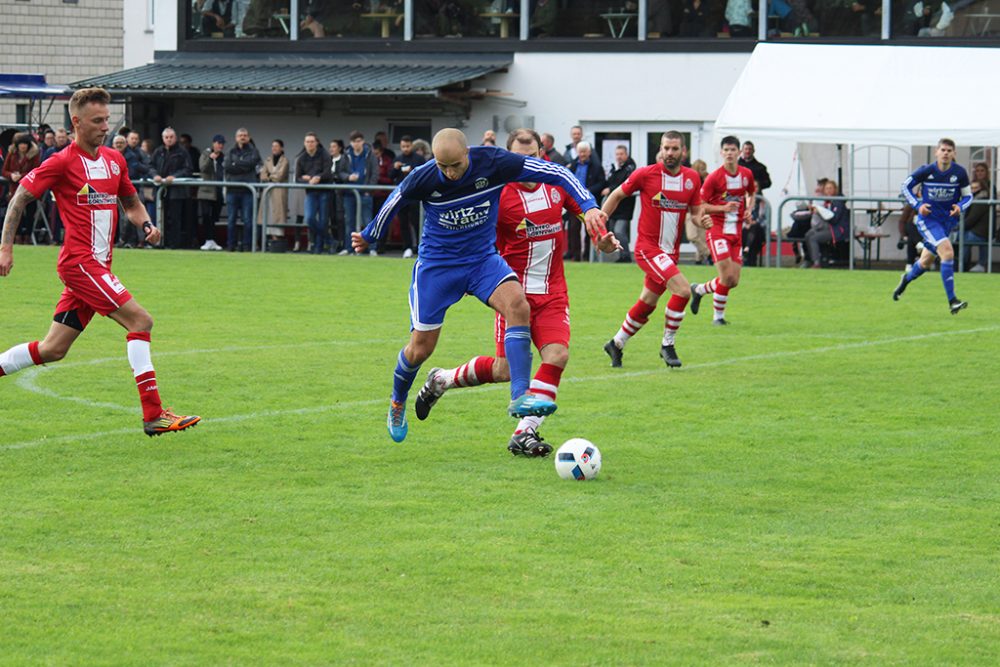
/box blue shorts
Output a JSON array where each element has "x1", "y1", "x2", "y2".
[
  {"x1": 408, "y1": 254, "x2": 517, "y2": 331},
  {"x1": 915, "y1": 216, "x2": 957, "y2": 255}
]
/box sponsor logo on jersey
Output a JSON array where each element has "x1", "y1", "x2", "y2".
[
  {"x1": 430, "y1": 191, "x2": 442, "y2": 197},
  {"x1": 684, "y1": 178, "x2": 693, "y2": 190},
  {"x1": 651, "y1": 192, "x2": 688, "y2": 209},
  {"x1": 742, "y1": 176, "x2": 748, "y2": 187},
  {"x1": 76, "y1": 183, "x2": 118, "y2": 206},
  {"x1": 438, "y1": 201, "x2": 492, "y2": 229},
  {"x1": 110, "y1": 161, "x2": 121, "y2": 176},
  {"x1": 515, "y1": 217, "x2": 562, "y2": 239},
  {"x1": 926, "y1": 185, "x2": 957, "y2": 202},
  {"x1": 928, "y1": 174, "x2": 935, "y2": 180},
  {"x1": 950, "y1": 175, "x2": 958, "y2": 183},
  {"x1": 550, "y1": 188, "x2": 561, "y2": 203},
  {"x1": 475, "y1": 177, "x2": 489, "y2": 189}
]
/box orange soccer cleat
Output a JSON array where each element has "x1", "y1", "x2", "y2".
[{"x1": 143, "y1": 409, "x2": 201, "y2": 437}]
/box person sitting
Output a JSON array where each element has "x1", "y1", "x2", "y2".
[{"x1": 802, "y1": 179, "x2": 849, "y2": 268}]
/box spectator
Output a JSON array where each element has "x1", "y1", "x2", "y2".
[
  {"x1": 223, "y1": 127, "x2": 262, "y2": 251},
  {"x1": 201, "y1": 0, "x2": 236, "y2": 37},
  {"x1": 179, "y1": 133, "x2": 200, "y2": 168},
  {"x1": 338, "y1": 130, "x2": 378, "y2": 256},
  {"x1": 40, "y1": 130, "x2": 55, "y2": 154},
  {"x1": 850, "y1": 0, "x2": 881, "y2": 36},
  {"x1": 562, "y1": 125, "x2": 584, "y2": 164},
  {"x1": 296, "y1": 132, "x2": 333, "y2": 254},
  {"x1": 42, "y1": 128, "x2": 69, "y2": 162},
  {"x1": 687, "y1": 158, "x2": 711, "y2": 263},
  {"x1": 803, "y1": 179, "x2": 849, "y2": 268},
  {"x1": 260, "y1": 138, "x2": 289, "y2": 248},
  {"x1": 725, "y1": 0, "x2": 754, "y2": 36},
  {"x1": 678, "y1": 0, "x2": 713, "y2": 37},
  {"x1": 540, "y1": 133, "x2": 563, "y2": 164},
  {"x1": 482, "y1": 129, "x2": 497, "y2": 146},
  {"x1": 178, "y1": 133, "x2": 201, "y2": 247},
  {"x1": 112, "y1": 135, "x2": 127, "y2": 152},
  {"x1": 2, "y1": 134, "x2": 41, "y2": 244},
  {"x1": 603, "y1": 144, "x2": 636, "y2": 263},
  {"x1": 962, "y1": 168, "x2": 992, "y2": 272},
  {"x1": 648, "y1": 0, "x2": 673, "y2": 36},
  {"x1": 896, "y1": 201, "x2": 920, "y2": 270},
  {"x1": 125, "y1": 132, "x2": 157, "y2": 243},
  {"x1": 391, "y1": 134, "x2": 427, "y2": 259},
  {"x1": 787, "y1": 177, "x2": 828, "y2": 264},
  {"x1": 372, "y1": 140, "x2": 396, "y2": 254},
  {"x1": 198, "y1": 133, "x2": 227, "y2": 251},
  {"x1": 374, "y1": 131, "x2": 395, "y2": 161},
  {"x1": 568, "y1": 141, "x2": 607, "y2": 261},
  {"x1": 151, "y1": 127, "x2": 194, "y2": 249},
  {"x1": 738, "y1": 140, "x2": 772, "y2": 192},
  {"x1": 328, "y1": 139, "x2": 347, "y2": 252},
  {"x1": 743, "y1": 183, "x2": 768, "y2": 266},
  {"x1": 37, "y1": 130, "x2": 61, "y2": 243},
  {"x1": 411, "y1": 138, "x2": 431, "y2": 159}
]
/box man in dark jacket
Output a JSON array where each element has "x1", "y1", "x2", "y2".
[
  {"x1": 567, "y1": 141, "x2": 607, "y2": 261},
  {"x1": 223, "y1": 127, "x2": 262, "y2": 251},
  {"x1": 390, "y1": 135, "x2": 427, "y2": 258},
  {"x1": 151, "y1": 127, "x2": 194, "y2": 249},
  {"x1": 295, "y1": 132, "x2": 334, "y2": 254},
  {"x1": 738, "y1": 141, "x2": 772, "y2": 192},
  {"x1": 541, "y1": 133, "x2": 564, "y2": 165},
  {"x1": 603, "y1": 144, "x2": 636, "y2": 262},
  {"x1": 338, "y1": 130, "x2": 378, "y2": 255}
]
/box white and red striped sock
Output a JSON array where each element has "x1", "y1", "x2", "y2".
[
  {"x1": 613, "y1": 300, "x2": 656, "y2": 349},
  {"x1": 0, "y1": 341, "x2": 43, "y2": 377},
  {"x1": 515, "y1": 363, "x2": 562, "y2": 433},
  {"x1": 127, "y1": 332, "x2": 163, "y2": 422},
  {"x1": 442, "y1": 355, "x2": 496, "y2": 389},
  {"x1": 694, "y1": 278, "x2": 719, "y2": 297},
  {"x1": 662, "y1": 294, "x2": 689, "y2": 345},
  {"x1": 713, "y1": 284, "x2": 730, "y2": 320}
]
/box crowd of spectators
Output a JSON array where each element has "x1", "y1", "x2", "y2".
[{"x1": 0, "y1": 121, "x2": 994, "y2": 271}]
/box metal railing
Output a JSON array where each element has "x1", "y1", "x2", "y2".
[{"x1": 774, "y1": 195, "x2": 997, "y2": 271}]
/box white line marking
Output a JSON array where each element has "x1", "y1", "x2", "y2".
[{"x1": 4, "y1": 326, "x2": 996, "y2": 452}]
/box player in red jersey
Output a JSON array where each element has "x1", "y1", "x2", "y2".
[
  {"x1": 689, "y1": 135, "x2": 756, "y2": 325},
  {"x1": 0, "y1": 87, "x2": 200, "y2": 437},
  {"x1": 602, "y1": 131, "x2": 707, "y2": 369},
  {"x1": 412, "y1": 129, "x2": 619, "y2": 457}
]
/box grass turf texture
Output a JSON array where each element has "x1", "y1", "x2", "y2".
[{"x1": 1, "y1": 246, "x2": 998, "y2": 665}]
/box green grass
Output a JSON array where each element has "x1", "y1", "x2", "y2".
[{"x1": 1, "y1": 246, "x2": 998, "y2": 665}]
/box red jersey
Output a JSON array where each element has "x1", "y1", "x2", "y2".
[
  {"x1": 621, "y1": 164, "x2": 702, "y2": 256},
  {"x1": 497, "y1": 182, "x2": 582, "y2": 295},
  {"x1": 702, "y1": 164, "x2": 755, "y2": 237},
  {"x1": 21, "y1": 142, "x2": 135, "y2": 271}
]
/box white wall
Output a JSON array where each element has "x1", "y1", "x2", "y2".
[
  {"x1": 154, "y1": 0, "x2": 179, "y2": 52},
  {"x1": 124, "y1": 0, "x2": 157, "y2": 69}
]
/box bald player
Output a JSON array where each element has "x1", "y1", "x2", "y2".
[{"x1": 353, "y1": 128, "x2": 609, "y2": 443}]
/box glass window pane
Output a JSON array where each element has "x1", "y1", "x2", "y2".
[
  {"x1": 645, "y1": 0, "x2": 755, "y2": 39},
  {"x1": 893, "y1": 0, "x2": 992, "y2": 38},
  {"x1": 530, "y1": 1, "x2": 639, "y2": 39},
  {"x1": 766, "y1": 0, "x2": 879, "y2": 39},
  {"x1": 415, "y1": 1, "x2": 516, "y2": 38},
  {"x1": 188, "y1": 0, "x2": 291, "y2": 40},
  {"x1": 302, "y1": 1, "x2": 405, "y2": 39}
]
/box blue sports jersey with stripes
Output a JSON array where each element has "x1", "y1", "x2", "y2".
[
  {"x1": 901, "y1": 161, "x2": 972, "y2": 226},
  {"x1": 360, "y1": 146, "x2": 598, "y2": 264}
]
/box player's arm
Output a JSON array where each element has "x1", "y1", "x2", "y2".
[
  {"x1": 515, "y1": 155, "x2": 607, "y2": 237},
  {"x1": 0, "y1": 186, "x2": 37, "y2": 277},
  {"x1": 352, "y1": 179, "x2": 414, "y2": 252},
  {"x1": 120, "y1": 193, "x2": 162, "y2": 245},
  {"x1": 953, "y1": 172, "x2": 973, "y2": 216},
  {"x1": 600, "y1": 186, "x2": 626, "y2": 219},
  {"x1": 901, "y1": 166, "x2": 928, "y2": 213}
]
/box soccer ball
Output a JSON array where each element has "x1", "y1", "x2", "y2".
[{"x1": 554, "y1": 438, "x2": 602, "y2": 481}]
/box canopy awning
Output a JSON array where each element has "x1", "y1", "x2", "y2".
[
  {"x1": 0, "y1": 74, "x2": 71, "y2": 99},
  {"x1": 715, "y1": 43, "x2": 1000, "y2": 146},
  {"x1": 70, "y1": 53, "x2": 512, "y2": 98}
]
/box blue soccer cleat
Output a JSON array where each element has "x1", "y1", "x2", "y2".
[
  {"x1": 508, "y1": 393, "x2": 558, "y2": 418},
  {"x1": 387, "y1": 399, "x2": 408, "y2": 442}
]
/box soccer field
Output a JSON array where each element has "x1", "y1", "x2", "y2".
[{"x1": 1, "y1": 246, "x2": 998, "y2": 665}]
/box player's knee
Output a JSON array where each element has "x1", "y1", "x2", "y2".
[
  {"x1": 673, "y1": 283, "x2": 691, "y2": 299},
  {"x1": 506, "y1": 298, "x2": 531, "y2": 324},
  {"x1": 38, "y1": 342, "x2": 69, "y2": 363},
  {"x1": 545, "y1": 346, "x2": 569, "y2": 368},
  {"x1": 938, "y1": 245, "x2": 954, "y2": 261},
  {"x1": 723, "y1": 275, "x2": 739, "y2": 288}
]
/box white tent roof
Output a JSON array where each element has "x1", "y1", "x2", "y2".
[{"x1": 715, "y1": 43, "x2": 1000, "y2": 146}]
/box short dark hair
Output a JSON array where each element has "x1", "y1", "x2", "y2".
[
  {"x1": 662, "y1": 131, "x2": 686, "y2": 147},
  {"x1": 722, "y1": 135, "x2": 741, "y2": 149},
  {"x1": 506, "y1": 128, "x2": 541, "y2": 151},
  {"x1": 373, "y1": 140, "x2": 384, "y2": 150},
  {"x1": 616, "y1": 144, "x2": 628, "y2": 153},
  {"x1": 400, "y1": 135, "x2": 413, "y2": 143},
  {"x1": 742, "y1": 140, "x2": 755, "y2": 149},
  {"x1": 938, "y1": 138, "x2": 956, "y2": 149},
  {"x1": 331, "y1": 139, "x2": 344, "y2": 150},
  {"x1": 180, "y1": 133, "x2": 193, "y2": 142},
  {"x1": 68, "y1": 87, "x2": 111, "y2": 117},
  {"x1": 349, "y1": 130, "x2": 364, "y2": 141},
  {"x1": 273, "y1": 138, "x2": 284, "y2": 148},
  {"x1": 304, "y1": 132, "x2": 319, "y2": 142}
]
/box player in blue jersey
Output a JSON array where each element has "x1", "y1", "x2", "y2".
[
  {"x1": 894, "y1": 138, "x2": 972, "y2": 314},
  {"x1": 351, "y1": 128, "x2": 609, "y2": 442}
]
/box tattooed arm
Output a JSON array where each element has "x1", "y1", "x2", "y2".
[
  {"x1": 120, "y1": 193, "x2": 162, "y2": 245},
  {"x1": 0, "y1": 186, "x2": 37, "y2": 277}
]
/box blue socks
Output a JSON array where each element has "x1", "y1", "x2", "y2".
[
  {"x1": 905, "y1": 262, "x2": 926, "y2": 284},
  {"x1": 940, "y1": 260, "x2": 956, "y2": 301},
  {"x1": 392, "y1": 348, "x2": 420, "y2": 404},
  {"x1": 504, "y1": 325, "x2": 532, "y2": 400}
]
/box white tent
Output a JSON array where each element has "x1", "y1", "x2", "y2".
[{"x1": 715, "y1": 43, "x2": 1000, "y2": 147}]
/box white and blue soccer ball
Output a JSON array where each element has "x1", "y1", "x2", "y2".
[{"x1": 555, "y1": 438, "x2": 602, "y2": 481}]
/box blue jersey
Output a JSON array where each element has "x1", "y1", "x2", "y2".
[
  {"x1": 361, "y1": 145, "x2": 598, "y2": 264},
  {"x1": 902, "y1": 162, "x2": 972, "y2": 225}
]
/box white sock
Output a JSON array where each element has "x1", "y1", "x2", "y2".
[
  {"x1": 713, "y1": 294, "x2": 728, "y2": 320},
  {"x1": 126, "y1": 338, "x2": 155, "y2": 376},
  {"x1": 515, "y1": 415, "x2": 544, "y2": 434},
  {"x1": 0, "y1": 342, "x2": 38, "y2": 376}
]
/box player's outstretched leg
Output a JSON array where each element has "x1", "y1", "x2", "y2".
[
  {"x1": 505, "y1": 325, "x2": 556, "y2": 417},
  {"x1": 0, "y1": 341, "x2": 44, "y2": 379},
  {"x1": 126, "y1": 332, "x2": 200, "y2": 437},
  {"x1": 689, "y1": 278, "x2": 717, "y2": 315},
  {"x1": 894, "y1": 261, "x2": 926, "y2": 301},
  {"x1": 386, "y1": 348, "x2": 422, "y2": 442},
  {"x1": 939, "y1": 259, "x2": 967, "y2": 314},
  {"x1": 605, "y1": 300, "x2": 656, "y2": 367},
  {"x1": 415, "y1": 356, "x2": 497, "y2": 420}
]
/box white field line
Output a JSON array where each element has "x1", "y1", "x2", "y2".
[{"x1": 3, "y1": 325, "x2": 997, "y2": 452}]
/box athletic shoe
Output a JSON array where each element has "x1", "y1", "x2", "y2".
[
  {"x1": 949, "y1": 298, "x2": 968, "y2": 315},
  {"x1": 508, "y1": 393, "x2": 557, "y2": 418},
  {"x1": 507, "y1": 430, "x2": 552, "y2": 458},
  {"x1": 689, "y1": 286, "x2": 703, "y2": 315},
  {"x1": 337, "y1": 249, "x2": 350, "y2": 256},
  {"x1": 713, "y1": 318, "x2": 729, "y2": 326},
  {"x1": 603, "y1": 339, "x2": 623, "y2": 367},
  {"x1": 402, "y1": 248, "x2": 414, "y2": 259},
  {"x1": 387, "y1": 399, "x2": 408, "y2": 442},
  {"x1": 144, "y1": 409, "x2": 201, "y2": 437},
  {"x1": 659, "y1": 344, "x2": 682, "y2": 368},
  {"x1": 369, "y1": 249, "x2": 379, "y2": 257},
  {"x1": 916, "y1": 241, "x2": 926, "y2": 254},
  {"x1": 892, "y1": 273, "x2": 908, "y2": 301},
  {"x1": 414, "y1": 367, "x2": 445, "y2": 421}
]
